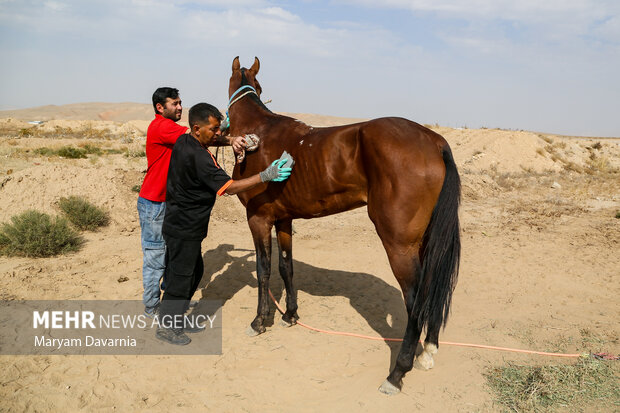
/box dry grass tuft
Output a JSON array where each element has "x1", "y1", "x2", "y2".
[{"x1": 486, "y1": 358, "x2": 620, "y2": 412}]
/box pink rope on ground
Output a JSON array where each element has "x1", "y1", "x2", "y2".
[{"x1": 268, "y1": 289, "x2": 587, "y2": 358}]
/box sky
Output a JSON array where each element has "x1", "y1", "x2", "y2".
[{"x1": 0, "y1": 0, "x2": 619, "y2": 137}]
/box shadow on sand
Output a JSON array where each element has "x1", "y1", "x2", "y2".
[{"x1": 195, "y1": 242, "x2": 410, "y2": 368}]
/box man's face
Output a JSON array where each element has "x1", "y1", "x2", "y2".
[
  {"x1": 157, "y1": 97, "x2": 182, "y2": 121},
  {"x1": 194, "y1": 116, "x2": 221, "y2": 147}
]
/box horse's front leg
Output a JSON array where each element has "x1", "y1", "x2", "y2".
[
  {"x1": 275, "y1": 219, "x2": 298, "y2": 326},
  {"x1": 247, "y1": 215, "x2": 273, "y2": 336}
]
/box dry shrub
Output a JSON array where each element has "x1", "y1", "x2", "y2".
[
  {"x1": 586, "y1": 155, "x2": 616, "y2": 174},
  {"x1": 18, "y1": 128, "x2": 33, "y2": 137},
  {"x1": 32, "y1": 145, "x2": 105, "y2": 159},
  {"x1": 78, "y1": 143, "x2": 103, "y2": 155},
  {"x1": 563, "y1": 161, "x2": 584, "y2": 173},
  {"x1": 8, "y1": 125, "x2": 116, "y2": 140},
  {"x1": 503, "y1": 196, "x2": 586, "y2": 230},
  {"x1": 58, "y1": 196, "x2": 110, "y2": 231},
  {"x1": 33, "y1": 147, "x2": 55, "y2": 156},
  {"x1": 494, "y1": 173, "x2": 520, "y2": 191},
  {"x1": 532, "y1": 197, "x2": 586, "y2": 218},
  {"x1": 56, "y1": 146, "x2": 87, "y2": 159},
  {"x1": 124, "y1": 149, "x2": 146, "y2": 158},
  {"x1": 539, "y1": 134, "x2": 554, "y2": 144},
  {"x1": 0, "y1": 210, "x2": 83, "y2": 257}
]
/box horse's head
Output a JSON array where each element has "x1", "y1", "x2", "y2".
[{"x1": 229, "y1": 56, "x2": 262, "y2": 98}]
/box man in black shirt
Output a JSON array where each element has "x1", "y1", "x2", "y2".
[{"x1": 157, "y1": 103, "x2": 292, "y2": 345}]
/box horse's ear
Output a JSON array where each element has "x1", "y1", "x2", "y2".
[
  {"x1": 232, "y1": 56, "x2": 240, "y2": 72},
  {"x1": 250, "y1": 57, "x2": 260, "y2": 74}
]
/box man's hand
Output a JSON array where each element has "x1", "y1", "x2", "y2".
[
  {"x1": 259, "y1": 159, "x2": 293, "y2": 182},
  {"x1": 230, "y1": 136, "x2": 247, "y2": 154}
]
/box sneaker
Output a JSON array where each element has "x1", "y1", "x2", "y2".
[
  {"x1": 184, "y1": 322, "x2": 206, "y2": 334},
  {"x1": 183, "y1": 315, "x2": 206, "y2": 333},
  {"x1": 155, "y1": 327, "x2": 191, "y2": 345},
  {"x1": 144, "y1": 304, "x2": 160, "y2": 319}
]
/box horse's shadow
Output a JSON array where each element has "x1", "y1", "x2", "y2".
[{"x1": 195, "y1": 243, "x2": 408, "y2": 368}]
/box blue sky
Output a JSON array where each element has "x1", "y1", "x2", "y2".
[{"x1": 1, "y1": 0, "x2": 619, "y2": 136}]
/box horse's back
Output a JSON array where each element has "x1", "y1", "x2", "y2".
[
  {"x1": 360, "y1": 117, "x2": 447, "y2": 155},
  {"x1": 245, "y1": 116, "x2": 449, "y2": 220}
]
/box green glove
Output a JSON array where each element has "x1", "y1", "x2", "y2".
[{"x1": 260, "y1": 159, "x2": 293, "y2": 182}]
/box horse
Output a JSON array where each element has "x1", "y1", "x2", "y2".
[{"x1": 225, "y1": 56, "x2": 461, "y2": 395}]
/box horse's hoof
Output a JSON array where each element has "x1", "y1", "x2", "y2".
[
  {"x1": 378, "y1": 380, "x2": 400, "y2": 395},
  {"x1": 280, "y1": 319, "x2": 294, "y2": 328},
  {"x1": 413, "y1": 351, "x2": 434, "y2": 370},
  {"x1": 245, "y1": 326, "x2": 261, "y2": 337}
]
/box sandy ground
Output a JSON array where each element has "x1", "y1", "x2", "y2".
[{"x1": 0, "y1": 104, "x2": 618, "y2": 412}]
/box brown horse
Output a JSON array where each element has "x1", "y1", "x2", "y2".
[{"x1": 226, "y1": 56, "x2": 461, "y2": 394}]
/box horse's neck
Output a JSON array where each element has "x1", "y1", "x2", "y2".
[
  {"x1": 231, "y1": 101, "x2": 273, "y2": 130},
  {"x1": 231, "y1": 101, "x2": 314, "y2": 140}
]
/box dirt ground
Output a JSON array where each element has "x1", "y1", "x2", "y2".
[{"x1": 0, "y1": 106, "x2": 618, "y2": 412}]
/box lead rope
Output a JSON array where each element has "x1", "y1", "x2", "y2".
[{"x1": 267, "y1": 289, "x2": 618, "y2": 360}]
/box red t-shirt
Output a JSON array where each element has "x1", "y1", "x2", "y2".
[{"x1": 139, "y1": 114, "x2": 188, "y2": 202}]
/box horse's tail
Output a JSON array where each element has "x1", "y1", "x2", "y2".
[{"x1": 413, "y1": 145, "x2": 461, "y2": 330}]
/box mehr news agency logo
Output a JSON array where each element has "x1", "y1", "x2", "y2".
[{"x1": 32, "y1": 310, "x2": 217, "y2": 349}]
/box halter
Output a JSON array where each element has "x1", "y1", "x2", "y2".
[{"x1": 221, "y1": 85, "x2": 257, "y2": 131}]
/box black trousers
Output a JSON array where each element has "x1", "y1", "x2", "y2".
[{"x1": 159, "y1": 234, "x2": 203, "y2": 328}]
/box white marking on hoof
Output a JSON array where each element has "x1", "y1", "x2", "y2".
[
  {"x1": 245, "y1": 326, "x2": 260, "y2": 337},
  {"x1": 280, "y1": 319, "x2": 294, "y2": 328},
  {"x1": 426, "y1": 343, "x2": 438, "y2": 355},
  {"x1": 378, "y1": 380, "x2": 400, "y2": 395},
  {"x1": 414, "y1": 347, "x2": 435, "y2": 370}
]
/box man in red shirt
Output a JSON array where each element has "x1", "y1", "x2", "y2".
[{"x1": 138, "y1": 87, "x2": 244, "y2": 317}]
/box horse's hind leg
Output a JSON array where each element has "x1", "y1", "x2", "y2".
[
  {"x1": 275, "y1": 219, "x2": 298, "y2": 326},
  {"x1": 366, "y1": 185, "x2": 436, "y2": 393},
  {"x1": 378, "y1": 243, "x2": 424, "y2": 395},
  {"x1": 247, "y1": 215, "x2": 274, "y2": 336}
]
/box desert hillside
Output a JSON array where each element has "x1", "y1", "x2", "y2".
[{"x1": 0, "y1": 103, "x2": 618, "y2": 412}]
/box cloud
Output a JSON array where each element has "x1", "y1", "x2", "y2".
[
  {"x1": 44, "y1": 1, "x2": 67, "y2": 11},
  {"x1": 0, "y1": 0, "x2": 618, "y2": 135},
  {"x1": 336, "y1": 0, "x2": 620, "y2": 46}
]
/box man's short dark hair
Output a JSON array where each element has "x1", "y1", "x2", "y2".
[
  {"x1": 152, "y1": 87, "x2": 179, "y2": 114},
  {"x1": 188, "y1": 103, "x2": 223, "y2": 128}
]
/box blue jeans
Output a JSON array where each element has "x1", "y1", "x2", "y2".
[{"x1": 137, "y1": 197, "x2": 166, "y2": 309}]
